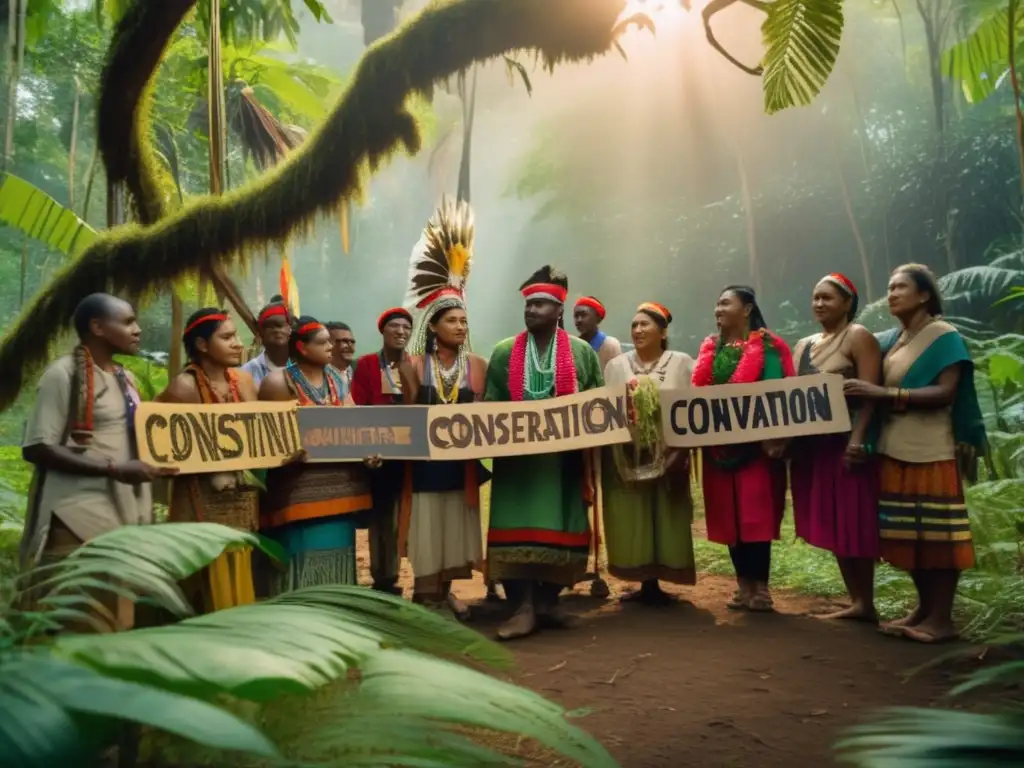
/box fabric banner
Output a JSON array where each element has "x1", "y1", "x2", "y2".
[
  {"x1": 660, "y1": 373, "x2": 851, "y2": 448},
  {"x1": 135, "y1": 387, "x2": 630, "y2": 472}
]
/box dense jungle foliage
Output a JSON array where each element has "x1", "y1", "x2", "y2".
[{"x1": 0, "y1": 0, "x2": 1021, "y2": 765}]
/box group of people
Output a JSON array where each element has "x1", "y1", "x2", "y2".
[{"x1": 19, "y1": 197, "x2": 984, "y2": 645}]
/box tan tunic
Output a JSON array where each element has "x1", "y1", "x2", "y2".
[
  {"x1": 877, "y1": 320, "x2": 957, "y2": 464},
  {"x1": 21, "y1": 355, "x2": 153, "y2": 566},
  {"x1": 792, "y1": 326, "x2": 856, "y2": 378}
]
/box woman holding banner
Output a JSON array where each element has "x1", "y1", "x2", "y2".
[
  {"x1": 258, "y1": 315, "x2": 376, "y2": 594},
  {"x1": 158, "y1": 308, "x2": 261, "y2": 612},
  {"x1": 843, "y1": 265, "x2": 984, "y2": 644},
  {"x1": 602, "y1": 302, "x2": 696, "y2": 605},
  {"x1": 692, "y1": 286, "x2": 794, "y2": 612},
  {"x1": 402, "y1": 197, "x2": 489, "y2": 619},
  {"x1": 791, "y1": 274, "x2": 882, "y2": 622}
]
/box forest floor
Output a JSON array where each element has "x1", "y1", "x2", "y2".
[{"x1": 352, "y1": 525, "x2": 967, "y2": 768}]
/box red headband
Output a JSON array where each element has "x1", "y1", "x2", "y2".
[
  {"x1": 258, "y1": 305, "x2": 288, "y2": 326},
  {"x1": 416, "y1": 287, "x2": 464, "y2": 309},
  {"x1": 377, "y1": 307, "x2": 412, "y2": 332},
  {"x1": 637, "y1": 302, "x2": 672, "y2": 324},
  {"x1": 522, "y1": 283, "x2": 568, "y2": 304},
  {"x1": 575, "y1": 296, "x2": 606, "y2": 320},
  {"x1": 183, "y1": 313, "x2": 227, "y2": 337},
  {"x1": 822, "y1": 273, "x2": 857, "y2": 296},
  {"x1": 296, "y1": 321, "x2": 324, "y2": 336}
]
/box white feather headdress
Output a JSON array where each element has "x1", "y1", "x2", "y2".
[{"x1": 404, "y1": 197, "x2": 475, "y2": 356}]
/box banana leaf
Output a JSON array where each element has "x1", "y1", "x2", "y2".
[
  {"x1": 761, "y1": 0, "x2": 844, "y2": 114},
  {"x1": 0, "y1": 174, "x2": 98, "y2": 258},
  {"x1": 54, "y1": 585, "x2": 508, "y2": 702},
  {"x1": 21, "y1": 523, "x2": 268, "y2": 620},
  {"x1": 0, "y1": 652, "x2": 278, "y2": 768}
]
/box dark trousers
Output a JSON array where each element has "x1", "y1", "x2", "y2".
[
  {"x1": 502, "y1": 579, "x2": 561, "y2": 607},
  {"x1": 368, "y1": 466, "x2": 400, "y2": 587},
  {"x1": 729, "y1": 541, "x2": 772, "y2": 583}
]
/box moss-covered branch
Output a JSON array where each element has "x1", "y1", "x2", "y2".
[
  {"x1": 0, "y1": 0, "x2": 636, "y2": 409},
  {"x1": 98, "y1": 0, "x2": 195, "y2": 225}
]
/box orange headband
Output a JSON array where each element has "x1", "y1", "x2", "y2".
[
  {"x1": 183, "y1": 313, "x2": 227, "y2": 337},
  {"x1": 637, "y1": 302, "x2": 672, "y2": 324},
  {"x1": 575, "y1": 296, "x2": 606, "y2": 320},
  {"x1": 822, "y1": 272, "x2": 857, "y2": 296},
  {"x1": 377, "y1": 307, "x2": 412, "y2": 332}
]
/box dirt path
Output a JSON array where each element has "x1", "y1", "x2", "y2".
[{"x1": 357, "y1": 533, "x2": 958, "y2": 767}]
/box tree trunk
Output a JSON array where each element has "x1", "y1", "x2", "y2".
[
  {"x1": 456, "y1": 67, "x2": 478, "y2": 204},
  {"x1": 68, "y1": 77, "x2": 80, "y2": 208},
  {"x1": 834, "y1": 136, "x2": 874, "y2": 300},
  {"x1": 1008, "y1": 0, "x2": 1024, "y2": 205},
  {"x1": 2, "y1": 0, "x2": 26, "y2": 170},
  {"x1": 733, "y1": 145, "x2": 761, "y2": 296}
]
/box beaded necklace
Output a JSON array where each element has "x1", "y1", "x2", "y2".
[
  {"x1": 432, "y1": 349, "x2": 466, "y2": 404},
  {"x1": 524, "y1": 333, "x2": 555, "y2": 399},
  {"x1": 286, "y1": 361, "x2": 339, "y2": 406}
]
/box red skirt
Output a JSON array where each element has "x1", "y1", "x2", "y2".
[{"x1": 701, "y1": 449, "x2": 786, "y2": 546}]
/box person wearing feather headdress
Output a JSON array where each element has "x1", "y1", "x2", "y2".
[
  {"x1": 692, "y1": 286, "x2": 794, "y2": 613},
  {"x1": 157, "y1": 308, "x2": 263, "y2": 612},
  {"x1": 484, "y1": 266, "x2": 604, "y2": 641},
  {"x1": 400, "y1": 197, "x2": 490, "y2": 618},
  {"x1": 574, "y1": 296, "x2": 622, "y2": 370},
  {"x1": 602, "y1": 302, "x2": 697, "y2": 606},
  {"x1": 350, "y1": 306, "x2": 417, "y2": 596}
]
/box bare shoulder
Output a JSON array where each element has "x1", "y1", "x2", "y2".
[
  {"x1": 159, "y1": 371, "x2": 200, "y2": 404},
  {"x1": 468, "y1": 353, "x2": 488, "y2": 370},
  {"x1": 848, "y1": 324, "x2": 880, "y2": 348},
  {"x1": 258, "y1": 369, "x2": 292, "y2": 401},
  {"x1": 234, "y1": 369, "x2": 259, "y2": 401}
]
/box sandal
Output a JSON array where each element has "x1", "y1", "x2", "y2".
[
  {"x1": 727, "y1": 590, "x2": 747, "y2": 611},
  {"x1": 747, "y1": 590, "x2": 774, "y2": 613}
]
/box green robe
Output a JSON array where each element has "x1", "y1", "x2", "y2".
[{"x1": 485, "y1": 333, "x2": 603, "y2": 586}]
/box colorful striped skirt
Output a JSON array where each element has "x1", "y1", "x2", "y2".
[{"x1": 878, "y1": 457, "x2": 975, "y2": 571}]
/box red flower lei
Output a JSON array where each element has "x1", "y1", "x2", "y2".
[
  {"x1": 691, "y1": 329, "x2": 795, "y2": 387},
  {"x1": 508, "y1": 328, "x2": 578, "y2": 401}
]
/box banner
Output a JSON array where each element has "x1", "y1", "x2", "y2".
[
  {"x1": 136, "y1": 401, "x2": 300, "y2": 473},
  {"x1": 300, "y1": 387, "x2": 631, "y2": 462},
  {"x1": 135, "y1": 387, "x2": 630, "y2": 472},
  {"x1": 660, "y1": 373, "x2": 850, "y2": 448}
]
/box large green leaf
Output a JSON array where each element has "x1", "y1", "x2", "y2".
[
  {"x1": 55, "y1": 585, "x2": 509, "y2": 702},
  {"x1": 835, "y1": 707, "x2": 1024, "y2": 766},
  {"x1": 943, "y1": 5, "x2": 1014, "y2": 103},
  {"x1": 0, "y1": 652, "x2": 278, "y2": 767},
  {"x1": 0, "y1": 174, "x2": 98, "y2": 258},
  {"x1": 22, "y1": 523, "x2": 267, "y2": 622},
  {"x1": 762, "y1": 0, "x2": 844, "y2": 114}
]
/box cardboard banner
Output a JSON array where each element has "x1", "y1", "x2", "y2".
[
  {"x1": 660, "y1": 373, "x2": 851, "y2": 448},
  {"x1": 136, "y1": 401, "x2": 300, "y2": 473},
  {"x1": 135, "y1": 387, "x2": 630, "y2": 472},
  {"x1": 300, "y1": 386, "x2": 631, "y2": 462}
]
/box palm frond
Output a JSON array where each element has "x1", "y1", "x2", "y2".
[
  {"x1": 0, "y1": 0, "x2": 638, "y2": 410},
  {"x1": 835, "y1": 707, "x2": 1024, "y2": 766},
  {"x1": 17, "y1": 523, "x2": 268, "y2": 622},
  {"x1": 0, "y1": 174, "x2": 98, "y2": 257},
  {"x1": 762, "y1": 0, "x2": 844, "y2": 114},
  {"x1": 54, "y1": 585, "x2": 508, "y2": 703},
  {"x1": 0, "y1": 652, "x2": 278, "y2": 768}
]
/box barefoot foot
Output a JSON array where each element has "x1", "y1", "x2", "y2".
[
  {"x1": 817, "y1": 604, "x2": 879, "y2": 623},
  {"x1": 496, "y1": 604, "x2": 537, "y2": 642},
  {"x1": 902, "y1": 622, "x2": 959, "y2": 644}
]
